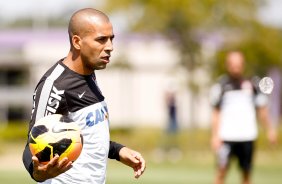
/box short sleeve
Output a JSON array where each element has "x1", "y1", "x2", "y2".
[
  {"x1": 209, "y1": 83, "x2": 222, "y2": 108},
  {"x1": 254, "y1": 93, "x2": 268, "y2": 107},
  {"x1": 108, "y1": 141, "x2": 125, "y2": 160}
]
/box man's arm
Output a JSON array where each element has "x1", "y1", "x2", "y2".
[
  {"x1": 22, "y1": 143, "x2": 36, "y2": 180},
  {"x1": 209, "y1": 81, "x2": 223, "y2": 152},
  {"x1": 22, "y1": 79, "x2": 73, "y2": 182},
  {"x1": 257, "y1": 106, "x2": 277, "y2": 144},
  {"x1": 211, "y1": 108, "x2": 221, "y2": 152},
  {"x1": 108, "y1": 141, "x2": 125, "y2": 160},
  {"x1": 108, "y1": 141, "x2": 146, "y2": 178},
  {"x1": 31, "y1": 154, "x2": 72, "y2": 182},
  {"x1": 23, "y1": 133, "x2": 72, "y2": 182},
  {"x1": 118, "y1": 147, "x2": 146, "y2": 179}
]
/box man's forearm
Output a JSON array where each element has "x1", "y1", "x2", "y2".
[
  {"x1": 22, "y1": 143, "x2": 37, "y2": 180},
  {"x1": 211, "y1": 109, "x2": 220, "y2": 138},
  {"x1": 108, "y1": 141, "x2": 125, "y2": 160}
]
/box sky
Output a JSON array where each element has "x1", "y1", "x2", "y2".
[
  {"x1": 0, "y1": 0, "x2": 103, "y2": 23},
  {"x1": 0, "y1": 0, "x2": 282, "y2": 28},
  {"x1": 258, "y1": 0, "x2": 282, "y2": 28}
]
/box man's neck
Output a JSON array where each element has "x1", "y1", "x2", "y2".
[{"x1": 63, "y1": 52, "x2": 92, "y2": 75}]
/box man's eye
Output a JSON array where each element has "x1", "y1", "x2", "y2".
[{"x1": 97, "y1": 37, "x2": 107, "y2": 42}]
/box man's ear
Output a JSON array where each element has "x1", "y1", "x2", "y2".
[{"x1": 72, "y1": 35, "x2": 82, "y2": 50}]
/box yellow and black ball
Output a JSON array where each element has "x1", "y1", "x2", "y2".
[{"x1": 29, "y1": 114, "x2": 83, "y2": 164}]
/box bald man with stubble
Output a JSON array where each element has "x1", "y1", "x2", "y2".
[{"x1": 22, "y1": 8, "x2": 145, "y2": 184}]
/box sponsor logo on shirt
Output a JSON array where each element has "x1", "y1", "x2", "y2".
[
  {"x1": 31, "y1": 89, "x2": 37, "y2": 119},
  {"x1": 45, "y1": 86, "x2": 65, "y2": 116},
  {"x1": 86, "y1": 106, "x2": 109, "y2": 127}
]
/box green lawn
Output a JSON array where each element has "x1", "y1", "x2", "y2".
[
  {"x1": 106, "y1": 151, "x2": 282, "y2": 184},
  {"x1": 1, "y1": 151, "x2": 281, "y2": 184},
  {"x1": 0, "y1": 170, "x2": 35, "y2": 184},
  {"x1": 0, "y1": 127, "x2": 281, "y2": 184}
]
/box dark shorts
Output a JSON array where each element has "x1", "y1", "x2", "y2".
[{"x1": 217, "y1": 141, "x2": 254, "y2": 172}]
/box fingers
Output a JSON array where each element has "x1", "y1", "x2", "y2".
[
  {"x1": 135, "y1": 154, "x2": 146, "y2": 172},
  {"x1": 32, "y1": 156, "x2": 39, "y2": 167},
  {"x1": 47, "y1": 155, "x2": 73, "y2": 173},
  {"x1": 58, "y1": 157, "x2": 69, "y2": 168},
  {"x1": 134, "y1": 165, "x2": 144, "y2": 178},
  {"x1": 134, "y1": 167, "x2": 141, "y2": 178},
  {"x1": 58, "y1": 157, "x2": 73, "y2": 171},
  {"x1": 46, "y1": 154, "x2": 60, "y2": 169},
  {"x1": 139, "y1": 156, "x2": 146, "y2": 175},
  {"x1": 64, "y1": 161, "x2": 73, "y2": 171},
  {"x1": 32, "y1": 155, "x2": 73, "y2": 181},
  {"x1": 269, "y1": 130, "x2": 278, "y2": 145},
  {"x1": 32, "y1": 156, "x2": 45, "y2": 171},
  {"x1": 119, "y1": 147, "x2": 146, "y2": 179},
  {"x1": 132, "y1": 153, "x2": 146, "y2": 179},
  {"x1": 130, "y1": 153, "x2": 141, "y2": 164}
]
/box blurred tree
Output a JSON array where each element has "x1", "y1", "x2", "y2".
[
  {"x1": 103, "y1": 0, "x2": 282, "y2": 126},
  {"x1": 104, "y1": 0, "x2": 282, "y2": 73},
  {"x1": 212, "y1": 21, "x2": 282, "y2": 79}
]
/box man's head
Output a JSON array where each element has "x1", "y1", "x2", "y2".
[
  {"x1": 225, "y1": 51, "x2": 245, "y2": 79},
  {"x1": 67, "y1": 8, "x2": 114, "y2": 73}
]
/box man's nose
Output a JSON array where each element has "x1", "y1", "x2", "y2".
[{"x1": 105, "y1": 39, "x2": 113, "y2": 51}]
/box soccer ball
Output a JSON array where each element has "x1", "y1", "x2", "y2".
[{"x1": 29, "y1": 114, "x2": 83, "y2": 164}]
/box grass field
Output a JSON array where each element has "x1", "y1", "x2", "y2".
[
  {"x1": 0, "y1": 127, "x2": 281, "y2": 184},
  {"x1": 106, "y1": 154, "x2": 282, "y2": 184},
  {"x1": 1, "y1": 151, "x2": 282, "y2": 184}
]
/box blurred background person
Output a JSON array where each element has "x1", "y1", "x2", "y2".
[
  {"x1": 163, "y1": 86, "x2": 183, "y2": 162},
  {"x1": 165, "y1": 88, "x2": 178, "y2": 134},
  {"x1": 210, "y1": 51, "x2": 277, "y2": 184},
  {"x1": 152, "y1": 85, "x2": 183, "y2": 163}
]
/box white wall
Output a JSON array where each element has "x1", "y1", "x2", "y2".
[{"x1": 8, "y1": 31, "x2": 212, "y2": 128}]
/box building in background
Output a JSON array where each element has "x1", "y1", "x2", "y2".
[
  {"x1": 1, "y1": 0, "x2": 281, "y2": 129},
  {"x1": 0, "y1": 29, "x2": 212, "y2": 128}
]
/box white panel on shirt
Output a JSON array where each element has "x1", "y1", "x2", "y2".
[
  {"x1": 39, "y1": 101, "x2": 110, "y2": 184},
  {"x1": 219, "y1": 90, "x2": 258, "y2": 141}
]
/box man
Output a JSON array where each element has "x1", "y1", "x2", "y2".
[
  {"x1": 210, "y1": 51, "x2": 276, "y2": 184},
  {"x1": 22, "y1": 8, "x2": 145, "y2": 184}
]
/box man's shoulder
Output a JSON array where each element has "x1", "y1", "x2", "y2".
[
  {"x1": 39, "y1": 59, "x2": 63, "y2": 78},
  {"x1": 213, "y1": 75, "x2": 229, "y2": 87},
  {"x1": 36, "y1": 59, "x2": 70, "y2": 89}
]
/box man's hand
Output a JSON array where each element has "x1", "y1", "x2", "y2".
[
  {"x1": 32, "y1": 154, "x2": 73, "y2": 182},
  {"x1": 119, "y1": 147, "x2": 146, "y2": 179},
  {"x1": 267, "y1": 128, "x2": 278, "y2": 145}
]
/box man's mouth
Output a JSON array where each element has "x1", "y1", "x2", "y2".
[{"x1": 101, "y1": 56, "x2": 110, "y2": 63}]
